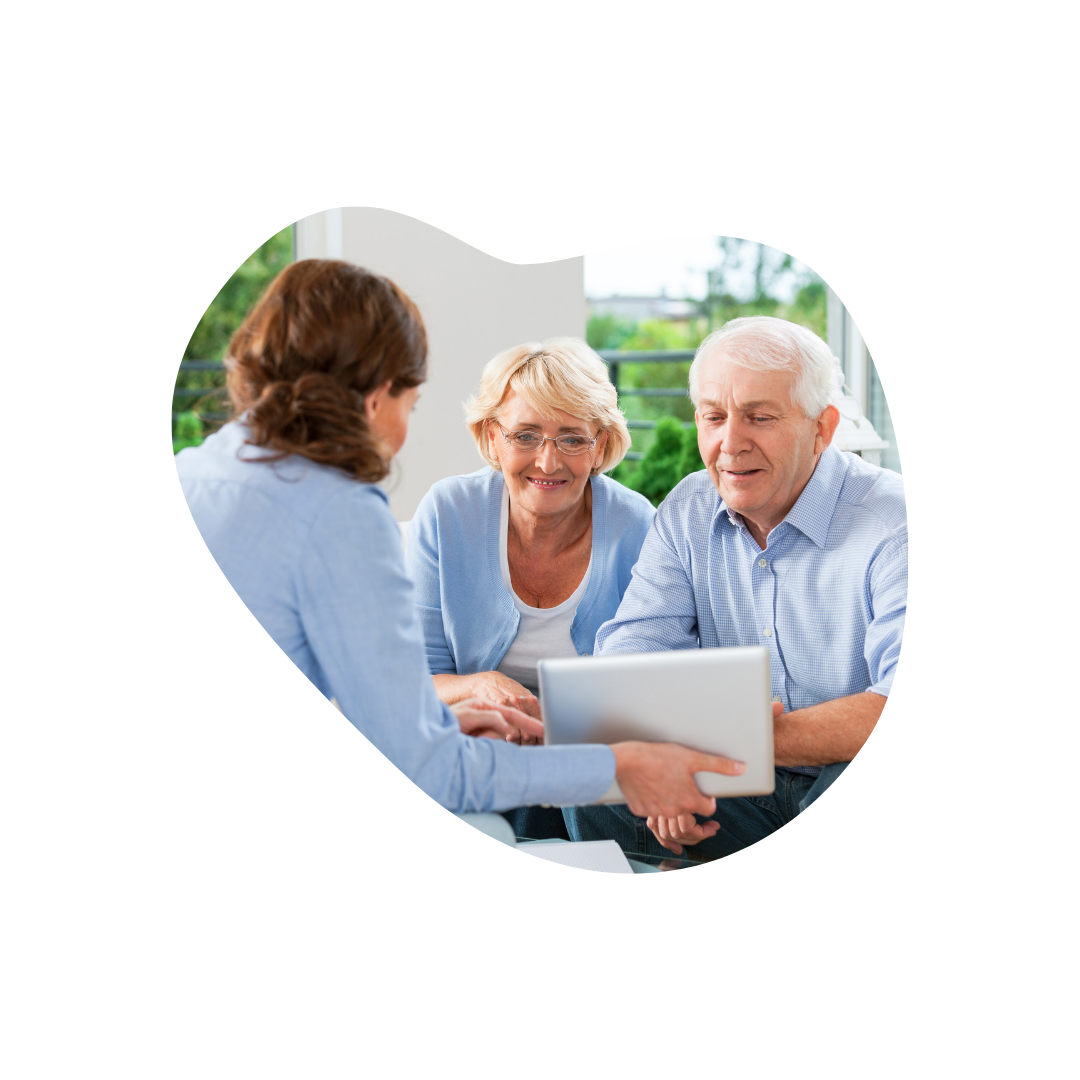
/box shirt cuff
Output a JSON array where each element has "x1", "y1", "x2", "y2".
[{"x1": 519, "y1": 744, "x2": 617, "y2": 808}]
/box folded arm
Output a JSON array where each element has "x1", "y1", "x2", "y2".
[{"x1": 773, "y1": 690, "x2": 886, "y2": 767}]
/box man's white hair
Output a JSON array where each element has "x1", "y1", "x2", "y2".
[{"x1": 688, "y1": 316, "x2": 842, "y2": 418}]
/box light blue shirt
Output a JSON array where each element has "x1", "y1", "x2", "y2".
[
  {"x1": 596, "y1": 446, "x2": 907, "y2": 772},
  {"x1": 175, "y1": 422, "x2": 615, "y2": 812},
  {"x1": 405, "y1": 468, "x2": 655, "y2": 678}
]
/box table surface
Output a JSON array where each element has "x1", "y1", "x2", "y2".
[{"x1": 516, "y1": 838, "x2": 717, "y2": 872}]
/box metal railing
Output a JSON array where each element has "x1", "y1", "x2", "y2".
[
  {"x1": 596, "y1": 348, "x2": 695, "y2": 460},
  {"x1": 173, "y1": 360, "x2": 227, "y2": 422},
  {"x1": 174, "y1": 350, "x2": 699, "y2": 454}
]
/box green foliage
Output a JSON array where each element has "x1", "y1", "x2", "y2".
[
  {"x1": 613, "y1": 320, "x2": 707, "y2": 434},
  {"x1": 678, "y1": 422, "x2": 704, "y2": 479},
  {"x1": 627, "y1": 417, "x2": 688, "y2": 506},
  {"x1": 619, "y1": 318, "x2": 706, "y2": 352},
  {"x1": 618, "y1": 417, "x2": 703, "y2": 507},
  {"x1": 702, "y1": 239, "x2": 827, "y2": 339},
  {"x1": 586, "y1": 312, "x2": 637, "y2": 351},
  {"x1": 183, "y1": 226, "x2": 294, "y2": 361},
  {"x1": 785, "y1": 279, "x2": 827, "y2": 339},
  {"x1": 172, "y1": 411, "x2": 205, "y2": 454},
  {"x1": 173, "y1": 225, "x2": 293, "y2": 450}
]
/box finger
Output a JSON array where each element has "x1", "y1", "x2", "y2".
[
  {"x1": 648, "y1": 817, "x2": 683, "y2": 854},
  {"x1": 513, "y1": 695, "x2": 542, "y2": 720},
  {"x1": 676, "y1": 815, "x2": 719, "y2": 842},
  {"x1": 482, "y1": 701, "x2": 545, "y2": 738},
  {"x1": 691, "y1": 751, "x2": 746, "y2": 777},
  {"x1": 675, "y1": 815, "x2": 702, "y2": 841},
  {"x1": 667, "y1": 817, "x2": 698, "y2": 844},
  {"x1": 772, "y1": 701, "x2": 784, "y2": 720},
  {"x1": 460, "y1": 708, "x2": 512, "y2": 737},
  {"x1": 672, "y1": 821, "x2": 717, "y2": 845}
]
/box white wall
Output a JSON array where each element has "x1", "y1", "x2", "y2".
[{"x1": 295, "y1": 208, "x2": 585, "y2": 520}]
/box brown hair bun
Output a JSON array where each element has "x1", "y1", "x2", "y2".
[{"x1": 225, "y1": 259, "x2": 427, "y2": 482}]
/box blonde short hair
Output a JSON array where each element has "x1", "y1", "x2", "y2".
[{"x1": 465, "y1": 337, "x2": 631, "y2": 475}]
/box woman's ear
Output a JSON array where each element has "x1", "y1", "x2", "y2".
[
  {"x1": 592, "y1": 429, "x2": 609, "y2": 473},
  {"x1": 364, "y1": 380, "x2": 394, "y2": 424}
]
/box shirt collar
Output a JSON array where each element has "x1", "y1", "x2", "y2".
[{"x1": 717, "y1": 445, "x2": 846, "y2": 550}]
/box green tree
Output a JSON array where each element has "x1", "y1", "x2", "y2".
[
  {"x1": 586, "y1": 312, "x2": 637, "y2": 350},
  {"x1": 172, "y1": 225, "x2": 293, "y2": 451},
  {"x1": 678, "y1": 422, "x2": 704, "y2": 479},
  {"x1": 172, "y1": 411, "x2": 204, "y2": 454},
  {"x1": 702, "y1": 238, "x2": 827, "y2": 339},
  {"x1": 183, "y1": 226, "x2": 294, "y2": 361},
  {"x1": 619, "y1": 417, "x2": 703, "y2": 507}
]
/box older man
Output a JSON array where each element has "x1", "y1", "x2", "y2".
[{"x1": 566, "y1": 315, "x2": 907, "y2": 861}]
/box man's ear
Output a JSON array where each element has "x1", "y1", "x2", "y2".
[{"x1": 814, "y1": 404, "x2": 841, "y2": 453}]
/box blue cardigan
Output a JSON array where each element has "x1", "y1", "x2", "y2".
[{"x1": 406, "y1": 468, "x2": 655, "y2": 677}]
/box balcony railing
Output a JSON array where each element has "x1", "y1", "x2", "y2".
[
  {"x1": 173, "y1": 360, "x2": 227, "y2": 421},
  {"x1": 596, "y1": 348, "x2": 695, "y2": 460},
  {"x1": 175, "y1": 349, "x2": 699, "y2": 459}
]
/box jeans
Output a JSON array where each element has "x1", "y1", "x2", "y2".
[
  {"x1": 501, "y1": 805, "x2": 572, "y2": 842},
  {"x1": 564, "y1": 763, "x2": 848, "y2": 863}
]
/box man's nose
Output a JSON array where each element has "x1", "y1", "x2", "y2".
[{"x1": 720, "y1": 415, "x2": 754, "y2": 455}]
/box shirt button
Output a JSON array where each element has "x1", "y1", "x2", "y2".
[
  {"x1": 757, "y1": 558, "x2": 767, "y2": 567},
  {"x1": 764, "y1": 628, "x2": 773, "y2": 638}
]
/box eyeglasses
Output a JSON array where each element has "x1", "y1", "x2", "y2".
[{"x1": 495, "y1": 422, "x2": 599, "y2": 457}]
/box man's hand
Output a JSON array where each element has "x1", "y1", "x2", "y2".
[
  {"x1": 646, "y1": 814, "x2": 720, "y2": 856},
  {"x1": 644, "y1": 703, "x2": 785, "y2": 853},
  {"x1": 434, "y1": 671, "x2": 542, "y2": 743},
  {"x1": 450, "y1": 698, "x2": 545, "y2": 743},
  {"x1": 611, "y1": 742, "x2": 745, "y2": 822}
]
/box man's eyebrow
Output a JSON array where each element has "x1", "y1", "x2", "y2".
[{"x1": 696, "y1": 398, "x2": 785, "y2": 411}]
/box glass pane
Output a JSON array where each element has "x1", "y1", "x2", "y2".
[{"x1": 867, "y1": 354, "x2": 902, "y2": 474}]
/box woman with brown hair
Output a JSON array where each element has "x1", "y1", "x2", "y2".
[{"x1": 175, "y1": 258, "x2": 745, "y2": 818}]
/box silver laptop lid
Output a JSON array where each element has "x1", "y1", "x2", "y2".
[{"x1": 538, "y1": 647, "x2": 774, "y2": 799}]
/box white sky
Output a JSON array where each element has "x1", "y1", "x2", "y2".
[{"x1": 585, "y1": 234, "x2": 811, "y2": 302}]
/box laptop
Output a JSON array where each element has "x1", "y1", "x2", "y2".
[{"x1": 537, "y1": 647, "x2": 775, "y2": 803}]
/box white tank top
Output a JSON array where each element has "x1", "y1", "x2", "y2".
[{"x1": 496, "y1": 487, "x2": 591, "y2": 694}]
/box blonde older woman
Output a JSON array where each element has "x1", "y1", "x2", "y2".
[{"x1": 405, "y1": 338, "x2": 656, "y2": 839}]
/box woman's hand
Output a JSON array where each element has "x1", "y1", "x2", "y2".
[
  {"x1": 610, "y1": 742, "x2": 745, "y2": 826},
  {"x1": 433, "y1": 671, "x2": 543, "y2": 744},
  {"x1": 451, "y1": 698, "x2": 545, "y2": 744},
  {"x1": 637, "y1": 703, "x2": 784, "y2": 854}
]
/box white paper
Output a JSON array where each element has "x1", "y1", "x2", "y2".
[{"x1": 517, "y1": 840, "x2": 634, "y2": 875}]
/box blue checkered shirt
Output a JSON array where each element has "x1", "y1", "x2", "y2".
[{"x1": 596, "y1": 447, "x2": 907, "y2": 773}]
